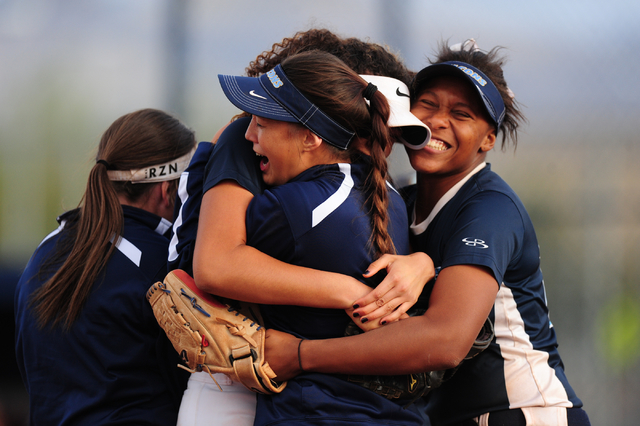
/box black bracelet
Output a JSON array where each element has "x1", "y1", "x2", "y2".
[{"x1": 297, "y1": 339, "x2": 305, "y2": 372}]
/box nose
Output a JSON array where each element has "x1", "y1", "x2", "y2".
[
  {"x1": 426, "y1": 110, "x2": 450, "y2": 129},
  {"x1": 245, "y1": 116, "x2": 258, "y2": 143}
]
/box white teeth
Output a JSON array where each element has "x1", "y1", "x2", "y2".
[{"x1": 427, "y1": 139, "x2": 448, "y2": 151}]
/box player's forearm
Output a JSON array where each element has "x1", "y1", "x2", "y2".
[
  {"x1": 299, "y1": 316, "x2": 464, "y2": 374},
  {"x1": 194, "y1": 243, "x2": 369, "y2": 309},
  {"x1": 194, "y1": 183, "x2": 372, "y2": 308},
  {"x1": 297, "y1": 267, "x2": 498, "y2": 375}
]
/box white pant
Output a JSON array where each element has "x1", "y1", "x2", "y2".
[{"x1": 177, "y1": 371, "x2": 257, "y2": 426}]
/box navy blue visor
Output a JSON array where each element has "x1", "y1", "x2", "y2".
[
  {"x1": 218, "y1": 64, "x2": 355, "y2": 150},
  {"x1": 414, "y1": 61, "x2": 505, "y2": 130}
]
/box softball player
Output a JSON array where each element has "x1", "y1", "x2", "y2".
[
  {"x1": 219, "y1": 50, "x2": 425, "y2": 425},
  {"x1": 403, "y1": 42, "x2": 591, "y2": 426},
  {"x1": 14, "y1": 109, "x2": 196, "y2": 425},
  {"x1": 170, "y1": 29, "x2": 434, "y2": 426},
  {"x1": 265, "y1": 41, "x2": 591, "y2": 426},
  {"x1": 171, "y1": 79, "x2": 432, "y2": 426}
]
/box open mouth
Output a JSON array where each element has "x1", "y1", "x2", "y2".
[
  {"x1": 426, "y1": 138, "x2": 450, "y2": 152},
  {"x1": 256, "y1": 152, "x2": 269, "y2": 172}
]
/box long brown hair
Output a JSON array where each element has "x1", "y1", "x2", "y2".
[
  {"x1": 281, "y1": 51, "x2": 396, "y2": 256},
  {"x1": 30, "y1": 108, "x2": 196, "y2": 329}
]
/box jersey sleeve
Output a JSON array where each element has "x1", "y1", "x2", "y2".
[
  {"x1": 440, "y1": 191, "x2": 525, "y2": 285},
  {"x1": 169, "y1": 117, "x2": 265, "y2": 274},
  {"x1": 245, "y1": 190, "x2": 295, "y2": 262},
  {"x1": 203, "y1": 116, "x2": 264, "y2": 196},
  {"x1": 168, "y1": 142, "x2": 214, "y2": 274}
]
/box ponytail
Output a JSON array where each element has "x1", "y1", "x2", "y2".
[
  {"x1": 361, "y1": 83, "x2": 396, "y2": 256},
  {"x1": 30, "y1": 109, "x2": 195, "y2": 329},
  {"x1": 32, "y1": 163, "x2": 122, "y2": 329}
]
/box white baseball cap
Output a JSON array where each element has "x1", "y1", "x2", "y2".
[{"x1": 360, "y1": 75, "x2": 431, "y2": 150}]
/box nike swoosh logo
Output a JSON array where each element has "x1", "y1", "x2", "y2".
[
  {"x1": 249, "y1": 90, "x2": 267, "y2": 100},
  {"x1": 396, "y1": 87, "x2": 410, "y2": 98}
]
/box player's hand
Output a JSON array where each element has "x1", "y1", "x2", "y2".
[
  {"x1": 351, "y1": 252, "x2": 435, "y2": 326},
  {"x1": 346, "y1": 307, "x2": 410, "y2": 331},
  {"x1": 264, "y1": 329, "x2": 303, "y2": 381}
]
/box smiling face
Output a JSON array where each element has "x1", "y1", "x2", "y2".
[
  {"x1": 408, "y1": 74, "x2": 496, "y2": 181},
  {"x1": 244, "y1": 115, "x2": 309, "y2": 186}
]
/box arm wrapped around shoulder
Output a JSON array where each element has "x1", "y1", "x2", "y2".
[{"x1": 146, "y1": 269, "x2": 286, "y2": 394}]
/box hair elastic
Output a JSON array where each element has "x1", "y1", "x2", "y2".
[
  {"x1": 450, "y1": 38, "x2": 481, "y2": 53},
  {"x1": 362, "y1": 82, "x2": 378, "y2": 101},
  {"x1": 96, "y1": 159, "x2": 111, "y2": 169}
]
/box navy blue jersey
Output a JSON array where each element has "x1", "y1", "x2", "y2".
[
  {"x1": 203, "y1": 117, "x2": 263, "y2": 196},
  {"x1": 168, "y1": 117, "x2": 258, "y2": 274},
  {"x1": 169, "y1": 118, "x2": 423, "y2": 424},
  {"x1": 14, "y1": 206, "x2": 188, "y2": 426},
  {"x1": 249, "y1": 159, "x2": 424, "y2": 425},
  {"x1": 168, "y1": 141, "x2": 213, "y2": 275},
  {"x1": 405, "y1": 164, "x2": 582, "y2": 425},
  {"x1": 247, "y1": 160, "x2": 410, "y2": 340}
]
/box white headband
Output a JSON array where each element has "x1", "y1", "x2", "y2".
[{"x1": 107, "y1": 148, "x2": 195, "y2": 184}]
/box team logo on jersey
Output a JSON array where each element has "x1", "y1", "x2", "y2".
[
  {"x1": 266, "y1": 69, "x2": 283, "y2": 88},
  {"x1": 462, "y1": 238, "x2": 489, "y2": 249}
]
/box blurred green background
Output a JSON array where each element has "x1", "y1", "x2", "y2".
[{"x1": 1, "y1": 0, "x2": 639, "y2": 425}]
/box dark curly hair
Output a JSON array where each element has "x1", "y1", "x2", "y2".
[
  {"x1": 414, "y1": 40, "x2": 526, "y2": 151},
  {"x1": 246, "y1": 28, "x2": 413, "y2": 86}
]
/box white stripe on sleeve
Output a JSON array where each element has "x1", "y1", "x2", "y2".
[{"x1": 311, "y1": 163, "x2": 353, "y2": 228}]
